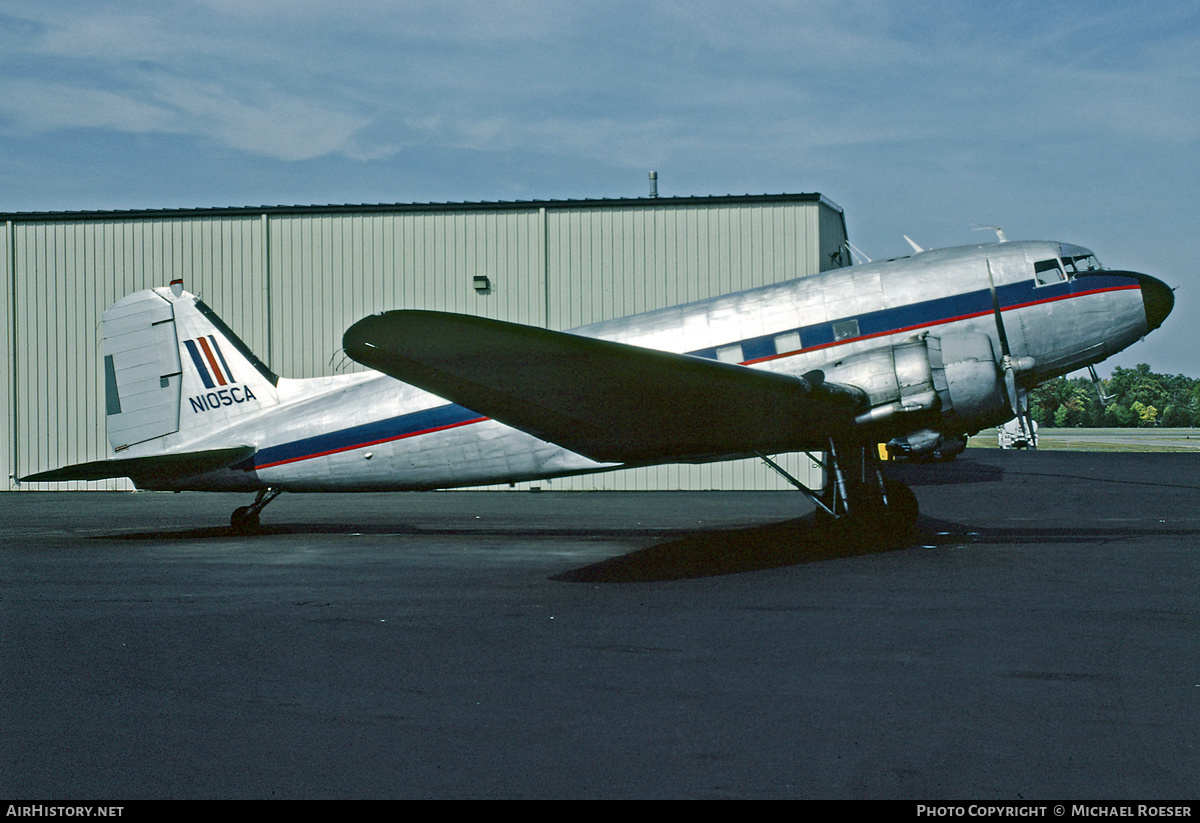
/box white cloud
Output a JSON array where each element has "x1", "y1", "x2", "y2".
[
  {"x1": 4, "y1": 0, "x2": 1194, "y2": 168},
  {"x1": 0, "y1": 78, "x2": 174, "y2": 134},
  {"x1": 0, "y1": 73, "x2": 374, "y2": 162},
  {"x1": 0, "y1": 0, "x2": 1196, "y2": 373},
  {"x1": 144, "y1": 75, "x2": 372, "y2": 161},
  {"x1": 1, "y1": 1, "x2": 1197, "y2": 173}
]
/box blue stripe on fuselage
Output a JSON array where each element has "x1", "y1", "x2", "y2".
[
  {"x1": 689, "y1": 275, "x2": 1132, "y2": 362},
  {"x1": 246, "y1": 274, "x2": 1138, "y2": 470},
  {"x1": 248, "y1": 403, "x2": 486, "y2": 470}
]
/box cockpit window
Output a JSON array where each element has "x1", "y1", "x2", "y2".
[
  {"x1": 1033, "y1": 258, "x2": 1066, "y2": 286},
  {"x1": 1063, "y1": 254, "x2": 1102, "y2": 274}
]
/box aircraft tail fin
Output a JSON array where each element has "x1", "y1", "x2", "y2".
[{"x1": 104, "y1": 282, "x2": 279, "y2": 452}]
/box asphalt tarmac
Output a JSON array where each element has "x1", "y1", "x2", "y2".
[{"x1": 3, "y1": 450, "x2": 1198, "y2": 799}]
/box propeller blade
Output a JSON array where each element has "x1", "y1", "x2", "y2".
[
  {"x1": 1005, "y1": 364, "x2": 1020, "y2": 417},
  {"x1": 986, "y1": 259, "x2": 1012, "y2": 358},
  {"x1": 987, "y1": 258, "x2": 1036, "y2": 443}
]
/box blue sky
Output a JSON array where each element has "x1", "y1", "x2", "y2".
[{"x1": 2, "y1": 0, "x2": 1196, "y2": 375}]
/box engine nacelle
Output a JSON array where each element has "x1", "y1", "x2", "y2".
[
  {"x1": 929, "y1": 332, "x2": 1011, "y2": 432},
  {"x1": 820, "y1": 332, "x2": 1010, "y2": 437}
]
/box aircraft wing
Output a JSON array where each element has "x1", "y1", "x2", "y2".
[
  {"x1": 343, "y1": 311, "x2": 864, "y2": 464},
  {"x1": 20, "y1": 446, "x2": 256, "y2": 485}
]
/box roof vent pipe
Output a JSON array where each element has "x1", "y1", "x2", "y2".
[{"x1": 648, "y1": 171, "x2": 658, "y2": 198}]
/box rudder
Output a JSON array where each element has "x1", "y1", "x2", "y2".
[{"x1": 104, "y1": 282, "x2": 278, "y2": 451}]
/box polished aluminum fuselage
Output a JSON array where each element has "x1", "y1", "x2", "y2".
[{"x1": 151, "y1": 241, "x2": 1163, "y2": 492}]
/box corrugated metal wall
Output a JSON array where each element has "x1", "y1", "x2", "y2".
[
  {"x1": 266, "y1": 209, "x2": 548, "y2": 377},
  {"x1": 3, "y1": 194, "x2": 846, "y2": 492},
  {"x1": 535, "y1": 200, "x2": 833, "y2": 491},
  {"x1": 6, "y1": 216, "x2": 269, "y2": 490},
  {"x1": 3, "y1": 221, "x2": 13, "y2": 490}
]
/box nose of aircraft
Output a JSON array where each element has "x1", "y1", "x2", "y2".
[{"x1": 1138, "y1": 273, "x2": 1174, "y2": 332}]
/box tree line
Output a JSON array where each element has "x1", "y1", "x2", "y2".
[{"x1": 1029, "y1": 364, "x2": 1200, "y2": 428}]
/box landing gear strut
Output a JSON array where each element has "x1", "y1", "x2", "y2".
[
  {"x1": 758, "y1": 440, "x2": 919, "y2": 535},
  {"x1": 230, "y1": 487, "x2": 282, "y2": 533}
]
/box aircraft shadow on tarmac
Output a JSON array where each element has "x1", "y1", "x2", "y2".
[
  {"x1": 92, "y1": 522, "x2": 429, "y2": 540},
  {"x1": 92, "y1": 514, "x2": 1199, "y2": 582},
  {"x1": 552, "y1": 514, "x2": 918, "y2": 582},
  {"x1": 96, "y1": 513, "x2": 933, "y2": 580},
  {"x1": 552, "y1": 515, "x2": 1200, "y2": 583},
  {"x1": 92, "y1": 499, "x2": 1198, "y2": 585}
]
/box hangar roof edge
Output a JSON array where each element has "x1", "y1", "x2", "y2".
[{"x1": 0, "y1": 192, "x2": 841, "y2": 223}]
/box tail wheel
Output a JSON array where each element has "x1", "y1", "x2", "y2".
[
  {"x1": 228, "y1": 487, "x2": 282, "y2": 533},
  {"x1": 230, "y1": 506, "x2": 260, "y2": 533}
]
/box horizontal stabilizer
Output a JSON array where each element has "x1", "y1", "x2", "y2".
[
  {"x1": 20, "y1": 446, "x2": 256, "y2": 484},
  {"x1": 344, "y1": 311, "x2": 860, "y2": 464}
]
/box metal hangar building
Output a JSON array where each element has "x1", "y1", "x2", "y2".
[{"x1": 3, "y1": 192, "x2": 849, "y2": 492}]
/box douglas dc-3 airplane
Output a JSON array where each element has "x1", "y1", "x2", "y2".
[{"x1": 22, "y1": 239, "x2": 1173, "y2": 533}]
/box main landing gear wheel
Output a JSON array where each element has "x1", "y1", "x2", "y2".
[
  {"x1": 230, "y1": 487, "x2": 282, "y2": 533},
  {"x1": 759, "y1": 443, "x2": 918, "y2": 539},
  {"x1": 875, "y1": 477, "x2": 919, "y2": 534},
  {"x1": 814, "y1": 477, "x2": 918, "y2": 534}
]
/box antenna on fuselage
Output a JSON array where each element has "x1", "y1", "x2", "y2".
[
  {"x1": 842, "y1": 241, "x2": 872, "y2": 264},
  {"x1": 903, "y1": 236, "x2": 924, "y2": 253},
  {"x1": 972, "y1": 225, "x2": 1008, "y2": 243},
  {"x1": 329, "y1": 349, "x2": 357, "y2": 374}
]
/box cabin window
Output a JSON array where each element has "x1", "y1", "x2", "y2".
[
  {"x1": 774, "y1": 331, "x2": 802, "y2": 355},
  {"x1": 1033, "y1": 259, "x2": 1066, "y2": 286},
  {"x1": 716, "y1": 344, "x2": 743, "y2": 364},
  {"x1": 832, "y1": 319, "x2": 860, "y2": 341}
]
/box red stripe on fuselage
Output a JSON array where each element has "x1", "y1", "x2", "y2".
[
  {"x1": 743, "y1": 283, "x2": 1139, "y2": 366},
  {"x1": 254, "y1": 416, "x2": 488, "y2": 470}
]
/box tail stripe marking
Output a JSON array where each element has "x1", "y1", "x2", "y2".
[
  {"x1": 197, "y1": 337, "x2": 229, "y2": 386},
  {"x1": 184, "y1": 336, "x2": 236, "y2": 388},
  {"x1": 207, "y1": 335, "x2": 236, "y2": 384},
  {"x1": 183, "y1": 339, "x2": 215, "y2": 389}
]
